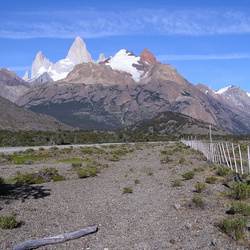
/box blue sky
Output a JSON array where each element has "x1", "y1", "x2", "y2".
[{"x1": 1, "y1": 0, "x2": 250, "y2": 92}]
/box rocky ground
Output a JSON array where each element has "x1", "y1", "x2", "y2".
[{"x1": 0, "y1": 142, "x2": 249, "y2": 249}]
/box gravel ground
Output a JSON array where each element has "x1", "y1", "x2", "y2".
[{"x1": 0, "y1": 142, "x2": 249, "y2": 250}]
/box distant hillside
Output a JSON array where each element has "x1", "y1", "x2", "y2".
[
  {"x1": 122, "y1": 111, "x2": 229, "y2": 136},
  {"x1": 0, "y1": 96, "x2": 73, "y2": 131}
]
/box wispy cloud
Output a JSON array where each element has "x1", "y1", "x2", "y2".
[
  {"x1": 1, "y1": 8, "x2": 250, "y2": 39},
  {"x1": 157, "y1": 53, "x2": 250, "y2": 61},
  {"x1": 8, "y1": 66, "x2": 30, "y2": 71}
]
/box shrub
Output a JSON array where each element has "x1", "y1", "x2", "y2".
[
  {"x1": 219, "y1": 216, "x2": 247, "y2": 241},
  {"x1": 72, "y1": 163, "x2": 82, "y2": 169},
  {"x1": 0, "y1": 213, "x2": 20, "y2": 229},
  {"x1": 172, "y1": 179, "x2": 182, "y2": 187},
  {"x1": 182, "y1": 171, "x2": 195, "y2": 180},
  {"x1": 229, "y1": 183, "x2": 250, "y2": 200},
  {"x1": 77, "y1": 166, "x2": 99, "y2": 178},
  {"x1": 179, "y1": 158, "x2": 186, "y2": 164},
  {"x1": 190, "y1": 194, "x2": 205, "y2": 209},
  {"x1": 205, "y1": 176, "x2": 217, "y2": 184},
  {"x1": 134, "y1": 179, "x2": 140, "y2": 184},
  {"x1": 228, "y1": 202, "x2": 250, "y2": 216},
  {"x1": 194, "y1": 182, "x2": 206, "y2": 193},
  {"x1": 217, "y1": 167, "x2": 230, "y2": 177},
  {"x1": 0, "y1": 177, "x2": 4, "y2": 185},
  {"x1": 123, "y1": 187, "x2": 133, "y2": 194}
]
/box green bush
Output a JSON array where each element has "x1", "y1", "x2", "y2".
[
  {"x1": 182, "y1": 171, "x2": 195, "y2": 180},
  {"x1": 72, "y1": 163, "x2": 82, "y2": 169},
  {"x1": 134, "y1": 179, "x2": 140, "y2": 184},
  {"x1": 228, "y1": 202, "x2": 250, "y2": 216},
  {"x1": 205, "y1": 176, "x2": 217, "y2": 184},
  {"x1": 191, "y1": 194, "x2": 205, "y2": 209},
  {"x1": 0, "y1": 213, "x2": 20, "y2": 229},
  {"x1": 229, "y1": 183, "x2": 250, "y2": 200},
  {"x1": 219, "y1": 216, "x2": 247, "y2": 241},
  {"x1": 217, "y1": 167, "x2": 230, "y2": 177},
  {"x1": 77, "y1": 166, "x2": 99, "y2": 178},
  {"x1": 172, "y1": 179, "x2": 182, "y2": 187},
  {"x1": 179, "y1": 158, "x2": 186, "y2": 164},
  {"x1": 194, "y1": 182, "x2": 206, "y2": 193},
  {"x1": 123, "y1": 187, "x2": 133, "y2": 194}
]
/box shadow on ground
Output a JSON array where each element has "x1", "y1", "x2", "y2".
[{"x1": 0, "y1": 183, "x2": 51, "y2": 204}]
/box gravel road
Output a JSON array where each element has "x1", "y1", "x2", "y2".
[{"x1": 0, "y1": 142, "x2": 248, "y2": 249}]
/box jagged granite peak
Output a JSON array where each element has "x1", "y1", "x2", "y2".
[
  {"x1": 31, "y1": 51, "x2": 53, "y2": 79},
  {"x1": 30, "y1": 37, "x2": 93, "y2": 82},
  {"x1": 97, "y1": 53, "x2": 106, "y2": 63},
  {"x1": 66, "y1": 36, "x2": 92, "y2": 64},
  {"x1": 0, "y1": 68, "x2": 30, "y2": 102},
  {"x1": 140, "y1": 48, "x2": 159, "y2": 66},
  {"x1": 22, "y1": 71, "x2": 29, "y2": 81}
]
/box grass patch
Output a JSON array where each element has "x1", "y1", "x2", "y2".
[
  {"x1": 77, "y1": 166, "x2": 99, "y2": 178},
  {"x1": 0, "y1": 213, "x2": 21, "y2": 229},
  {"x1": 229, "y1": 183, "x2": 250, "y2": 200},
  {"x1": 7, "y1": 167, "x2": 64, "y2": 184},
  {"x1": 228, "y1": 202, "x2": 250, "y2": 216},
  {"x1": 134, "y1": 179, "x2": 140, "y2": 184},
  {"x1": 205, "y1": 176, "x2": 218, "y2": 184},
  {"x1": 182, "y1": 171, "x2": 195, "y2": 180},
  {"x1": 219, "y1": 216, "x2": 248, "y2": 241},
  {"x1": 11, "y1": 155, "x2": 52, "y2": 164},
  {"x1": 217, "y1": 167, "x2": 231, "y2": 177},
  {"x1": 172, "y1": 179, "x2": 182, "y2": 187},
  {"x1": 190, "y1": 194, "x2": 205, "y2": 209},
  {"x1": 123, "y1": 187, "x2": 133, "y2": 194},
  {"x1": 194, "y1": 182, "x2": 206, "y2": 193}
]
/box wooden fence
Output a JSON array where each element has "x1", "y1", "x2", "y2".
[{"x1": 181, "y1": 138, "x2": 250, "y2": 175}]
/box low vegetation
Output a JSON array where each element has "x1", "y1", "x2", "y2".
[
  {"x1": 123, "y1": 187, "x2": 133, "y2": 194},
  {"x1": 182, "y1": 171, "x2": 195, "y2": 180},
  {"x1": 0, "y1": 213, "x2": 21, "y2": 229},
  {"x1": 219, "y1": 216, "x2": 248, "y2": 241}
]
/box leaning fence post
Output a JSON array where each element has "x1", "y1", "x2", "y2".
[
  {"x1": 226, "y1": 142, "x2": 233, "y2": 170},
  {"x1": 232, "y1": 143, "x2": 238, "y2": 173},
  {"x1": 222, "y1": 142, "x2": 230, "y2": 169},
  {"x1": 238, "y1": 144, "x2": 244, "y2": 175},
  {"x1": 248, "y1": 146, "x2": 250, "y2": 174}
]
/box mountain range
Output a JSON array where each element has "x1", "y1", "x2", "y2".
[{"x1": 1, "y1": 37, "x2": 250, "y2": 134}]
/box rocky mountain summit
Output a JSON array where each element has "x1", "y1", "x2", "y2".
[{"x1": 30, "y1": 37, "x2": 94, "y2": 82}]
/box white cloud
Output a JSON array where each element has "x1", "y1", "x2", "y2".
[{"x1": 1, "y1": 8, "x2": 250, "y2": 39}]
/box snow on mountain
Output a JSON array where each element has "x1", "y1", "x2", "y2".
[
  {"x1": 106, "y1": 49, "x2": 144, "y2": 82},
  {"x1": 215, "y1": 86, "x2": 232, "y2": 94},
  {"x1": 30, "y1": 37, "x2": 92, "y2": 82}
]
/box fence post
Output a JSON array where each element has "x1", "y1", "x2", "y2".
[
  {"x1": 222, "y1": 142, "x2": 230, "y2": 169},
  {"x1": 226, "y1": 142, "x2": 233, "y2": 170},
  {"x1": 248, "y1": 146, "x2": 250, "y2": 174},
  {"x1": 232, "y1": 143, "x2": 238, "y2": 173},
  {"x1": 238, "y1": 144, "x2": 244, "y2": 175}
]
